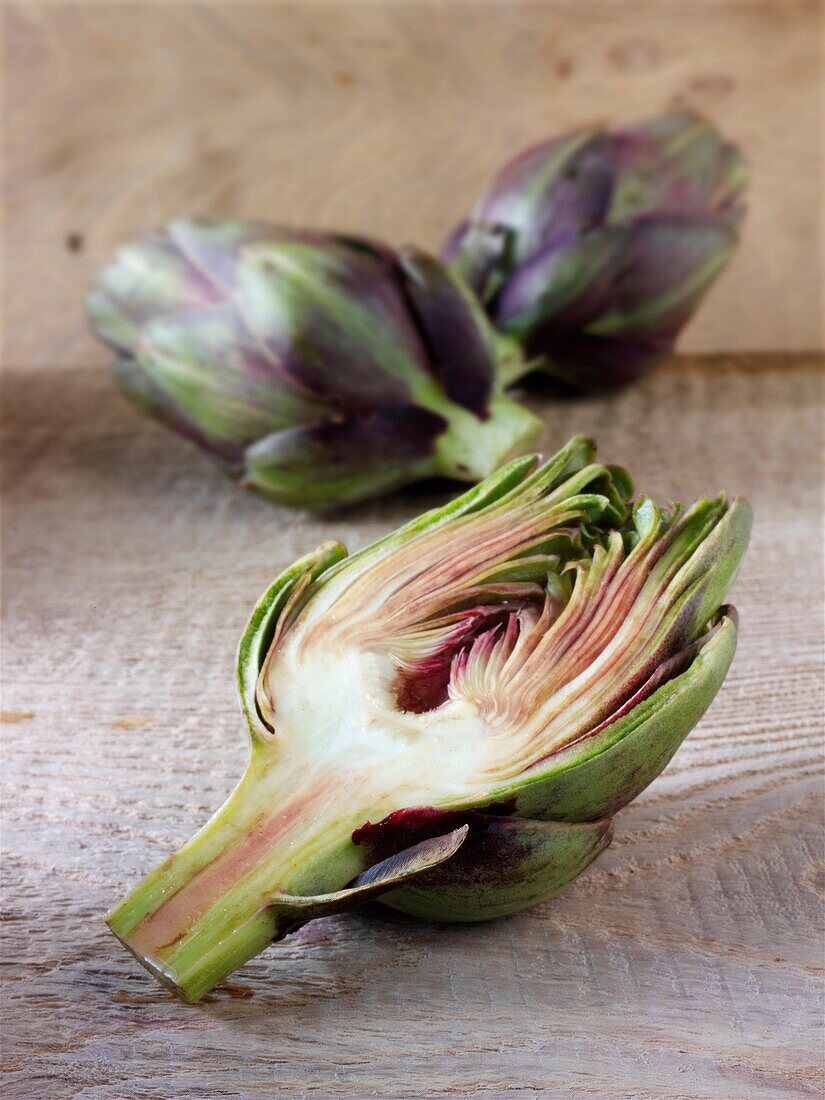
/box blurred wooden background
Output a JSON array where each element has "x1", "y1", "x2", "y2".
[{"x1": 2, "y1": 0, "x2": 823, "y2": 374}]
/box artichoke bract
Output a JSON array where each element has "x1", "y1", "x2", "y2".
[
  {"x1": 88, "y1": 222, "x2": 541, "y2": 507},
  {"x1": 107, "y1": 437, "x2": 751, "y2": 1002},
  {"x1": 443, "y1": 112, "x2": 747, "y2": 391}
]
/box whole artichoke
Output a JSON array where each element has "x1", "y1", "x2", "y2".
[
  {"x1": 107, "y1": 437, "x2": 750, "y2": 1002},
  {"x1": 443, "y1": 112, "x2": 747, "y2": 390},
  {"x1": 88, "y1": 221, "x2": 540, "y2": 508}
]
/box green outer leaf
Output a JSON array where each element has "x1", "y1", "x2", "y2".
[
  {"x1": 236, "y1": 542, "x2": 348, "y2": 741},
  {"x1": 378, "y1": 816, "x2": 613, "y2": 922},
  {"x1": 495, "y1": 609, "x2": 739, "y2": 822},
  {"x1": 243, "y1": 437, "x2": 439, "y2": 510},
  {"x1": 666, "y1": 497, "x2": 752, "y2": 642}
]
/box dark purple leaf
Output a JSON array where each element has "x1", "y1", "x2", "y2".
[
  {"x1": 493, "y1": 226, "x2": 630, "y2": 335},
  {"x1": 237, "y1": 240, "x2": 434, "y2": 413},
  {"x1": 587, "y1": 215, "x2": 738, "y2": 338},
  {"x1": 398, "y1": 247, "x2": 495, "y2": 416},
  {"x1": 475, "y1": 130, "x2": 613, "y2": 262},
  {"x1": 537, "y1": 333, "x2": 668, "y2": 391},
  {"x1": 608, "y1": 113, "x2": 747, "y2": 227}
]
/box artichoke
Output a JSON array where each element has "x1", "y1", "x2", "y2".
[
  {"x1": 444, "y1": 112, "x2": 747, "y2": 391},
  {"x1": 88, "y1": 222, "x2": 540, "y2": 508},
  {"x1": 107, "y1": 437, "x2": 751, "y2": 1002}
]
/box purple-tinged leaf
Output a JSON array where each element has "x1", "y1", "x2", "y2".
[
  {"x1": 272, "y1": 826, "x2": 469, "y2": 927},
  {"x1": 353, "y1": 805, "x2": 612, "y2": 922},
  {"x1": 237, "y1": 240, "x2": 434, "y2": 412},
  {"x1": 608, "y1": 112, "x2": 747, "y2": 227},
  {"x1": 87, "y1": 235, "x2": 222, "y2": 353},
  {"x1": 243, "y1": 403, "x2": 448, "y2": 508},
  {"x1": 586, "y1": 215, "x2": 738, "y2": 339},
  {"x1": 398, "y1": 246, "x2": 496, "y2": 416},
  {"x1": 473, "y1": 129, "x2": 611, "y2": 262},
  {"x1": 493, "y1": 226, "x2": 630, "y2": 336}
]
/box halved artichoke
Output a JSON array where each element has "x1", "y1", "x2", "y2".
[{"x1": 107, "y1": 437, "x2": 751, "y2": 1001}]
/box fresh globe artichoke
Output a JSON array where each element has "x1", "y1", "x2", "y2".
[
  {"x1": 107, "y1": 437, "x2": 751, "y2": 1002},
  {"x1": 443, "y1": 112, "x2": 747, "y2": 391},
  {"x1": 88, "y1": 222, "x2": 540, "y2": 507}
]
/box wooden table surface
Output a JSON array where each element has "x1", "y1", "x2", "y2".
[{"x1": 2, "y1": 352, "x2": 823, "y2": 1099}]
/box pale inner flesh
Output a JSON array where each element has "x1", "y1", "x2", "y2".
[
  {"x1": 264, "y1": 634, "x2": 496, "y2": 802},
  {"x1": 255, "y1": 488, "x2": 721, "y2": 797}
]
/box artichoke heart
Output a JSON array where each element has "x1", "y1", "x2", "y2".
[{"x1": 107, "y1": 436, "x2": 751, "y2": 1001}]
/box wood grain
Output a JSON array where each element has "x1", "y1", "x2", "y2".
[
  {"x1": 2, "y1": 353, "x2": 823, "y2": 1098},
  {"x1": 1, "y1": 0, "x2": 823, "y2": 369}
]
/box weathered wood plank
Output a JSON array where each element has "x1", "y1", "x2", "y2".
[{"x1": 1, "y1": 354, "x2": 822, "y2": 1098}]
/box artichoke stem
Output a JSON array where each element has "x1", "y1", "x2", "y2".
[
  {"x1": 494, "y1": 335, "x2": 541, "y2": 388},
  {"x1": 108, "y1": 897, "x2": 280, "y2": 1004},
  {"x1": 435, "y1": 392, "x2": 542, "y2": 482},
  {"x1": 105, "y1": 756, "x2": 360, "y2": 1003}
]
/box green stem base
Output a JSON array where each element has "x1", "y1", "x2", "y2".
[
  {"x1": 105, "y1": 757, "x2": 363, "y2": 1002},
  {"x1": 435, "y1": 391, "x2": 542, "y2": 482}
]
